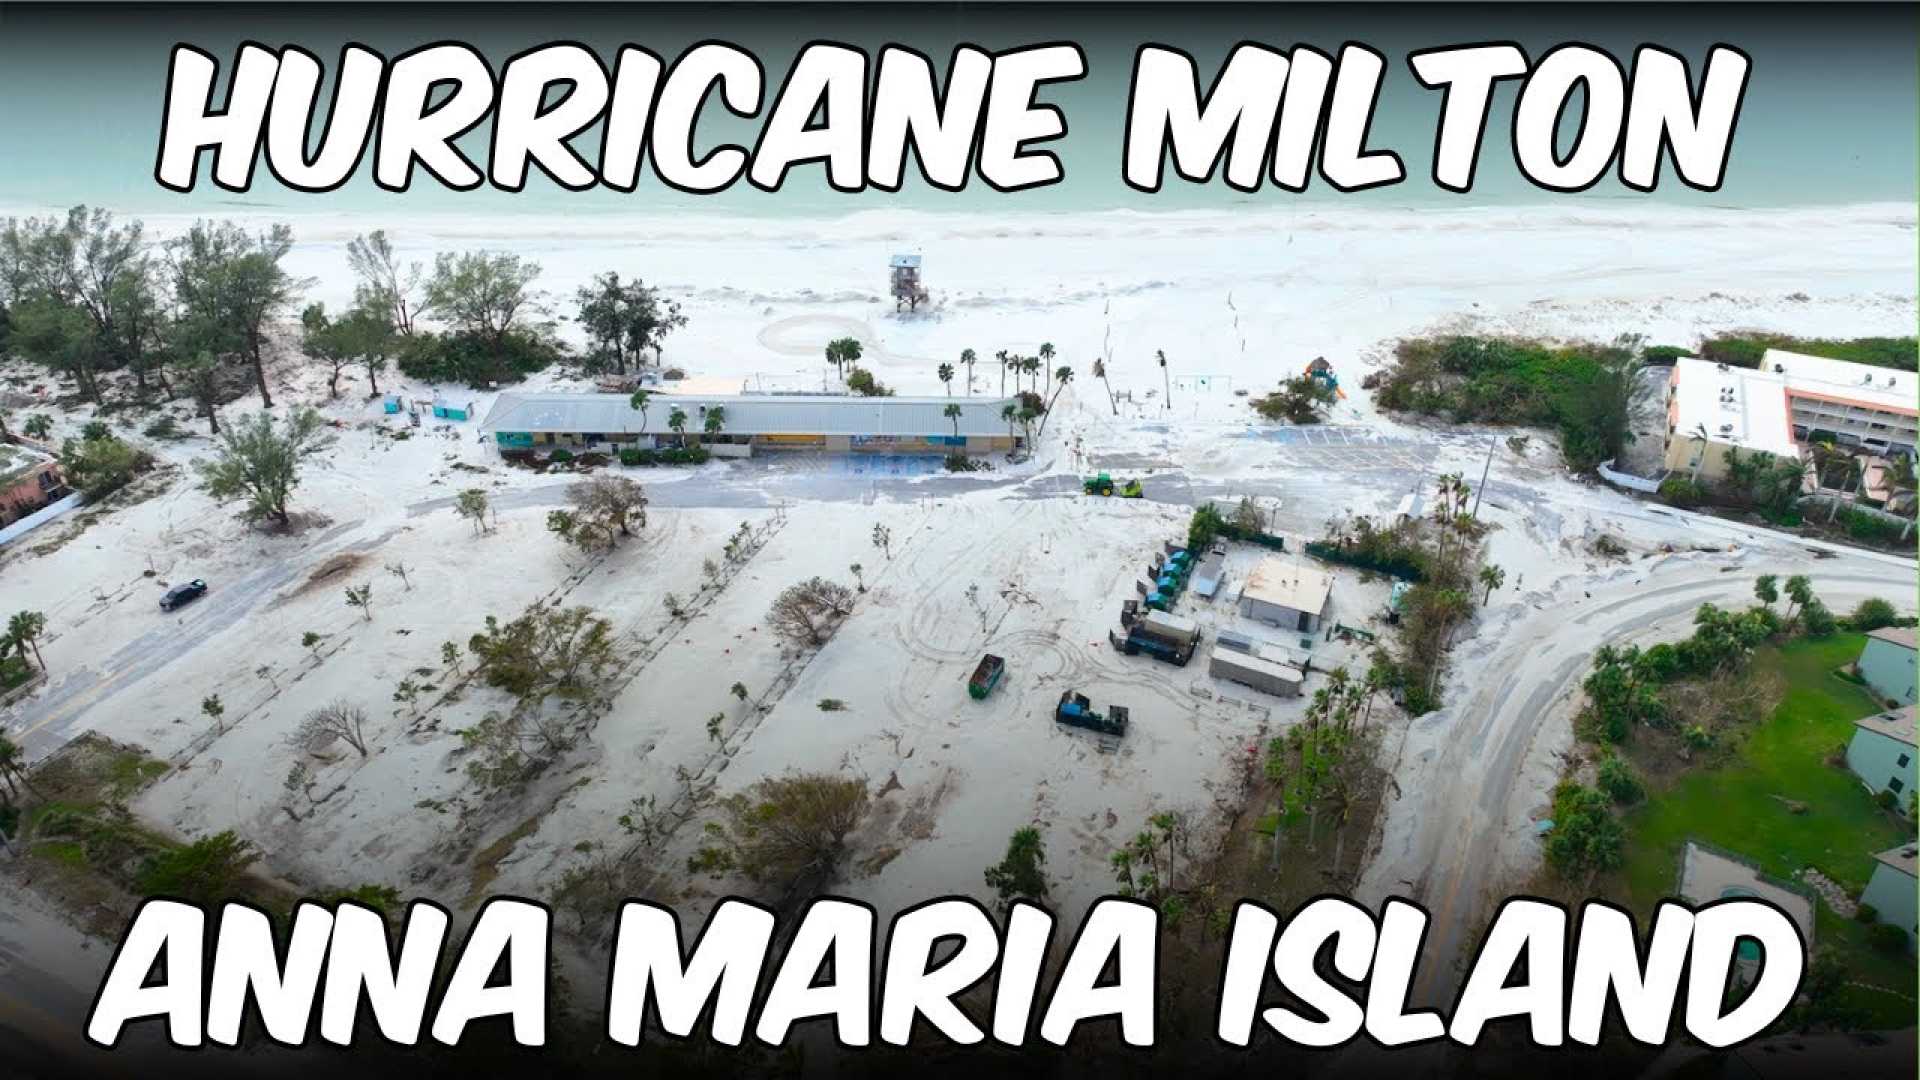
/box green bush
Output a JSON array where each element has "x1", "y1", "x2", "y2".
[
  {"x1": 1658, "y1": 476, "x2": 1707, "y2": 508},
  {"x1": 845, "y1": 366, "x2": 893, "y2": 397},
  {"x1": 1847, "y1": 598, "x2": 1900, "y2": 632},
  {"x1": 1642, "y1": 345, "x2": 1690, "y2": 365},
  {"x1": 619, "y1": 446, "x2": 708, "y2": 467},
  {"x1": 1374, "y1": 335, "x2": 1639, "y2": 473},
  {"x1": 136, "y1": 830, "x2": 259, "y2": 902},
  {"x1": 395, "y1": 328, "x2": 564, "y2": 387},
  {"x1": 1855, "y1": 902, "x2": 1879, "y2": 925},
  {"x1": 1840, "y1": 508, "x2": 1906, "y2": 545},
  {"x1": 1699, "y1": 333, "x2": 1917, "y2": 373},
  {"x1": 548, "y1": 448, "x2": 574, "y2": 463},
  {"x1": 1597, "y1": 754, "x2": 1644, "y2": 804},
  {"x1": 142, "y1": 416, "x2": 182, "y2": 440}
]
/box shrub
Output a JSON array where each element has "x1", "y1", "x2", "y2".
[
  {"x1": 619, "y1": 446, "x2": 708, "y2": 467},
  {"x1": 137, "y1": 831, "x2": 259, "y2": 902},
  {"x1": 1875, "y1": 789, "x2": 1899, "y2": 812},
  {"x1": 59, "y1": 433, "x2": 153, "y2": 498},
  {"x1": 1698, "y1": 333, "x2": 1917, "y2": 373},
  {"x1": 1866, "y1": 923, "x2": 1909, "y2": 954},
  {"x1": 1847, "y1": 597, "x2": 1899, "y2": 633},
  {"x1": 394, "y1": 328, "x2": 564, "y2": 386},
  {"x1": 548, "y1": 448, "x2": 574, "y2": 464},
  {"x1": 845, "y1": 366, "x2": 893, "y2": 397},
  {"x1": 1800, "y1": 598, "x2": 1838, "y2": 637},
  {"x1": 1596, "y1": 754, "x2": 1643, "y2": 804},
  {"x1": 1642, "y1": 345, "x2": 1690, "y2": 365},
  {"x1": 1855, "y1": 902, "x2": 1879, "y2": 925},
  {"x1": 1658, "y1": 476, "x2": 1707, "y2": 508},
  {"x1": 142, "y1": 416, "x2": 183, "y2": 440}
]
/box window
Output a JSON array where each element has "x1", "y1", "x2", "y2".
[
  {"x1": 1900, "y1": 753, "x2": 1912, "y2": 768},
  {"x1": 1891, "y1": 777, "x2": 1907, "y2": 794}
]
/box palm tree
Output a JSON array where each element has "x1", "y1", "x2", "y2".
[
  {"x1": 937, "y1": 362, "x2": 954, "y2": 395},
  {"x1": 0, "y1": 733, "x2": 41, "y2": 803},
  {"x1": 1000, "y1": 402, "x2": 1019, "y2": 448},
  {"x1": 1035, "y1": 366, "x2": 1073, "y2": 443},
  {"x1": 996, "y1": 350, "x2": 1011, "y2": 396},
  {"x1": 1157, "y1": 349, "x2": 1171, "y2": 408},
  {"x1": 1022, "y1": 355, "x2": 1042, "y2": 394},
  {"x1": 703, "y1": 406, "x2": 726, "y2": 445},
  {"x1": 960, "y1": 348, "x2": 977, "y2": 396},
  {"x1": 1091, "y1": 357, "x2": 1116, "y2": 416},
  {"x1": 943, "y1": 402, "x2": 963, "y2": 439},
  {"x1": 667, "y1": 406, "x2": 688, "y2": 448},
  {"x1": 7, "y1": 611, "x2": 46, "y2": 670},
  {"x1": 1478, "y1": 564, "x2": 1506, "y2": 604},
  {"x1": 1037, "y1": 343, "x2": 1055, "y2": 392},
  {"x1": 629, "y1": 388, "x2": 651, "y2": 434}
]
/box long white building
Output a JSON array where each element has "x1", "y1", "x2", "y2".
[{"x1": 479, "y1": 392, "x2": 1026, "y2": 456}]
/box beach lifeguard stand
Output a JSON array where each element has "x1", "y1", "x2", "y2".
[{"x1": 889, "y1": 253, "x2": 928, "y2": 312}]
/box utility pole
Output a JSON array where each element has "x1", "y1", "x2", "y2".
[{"x1": 1471, "y1": 436, "x2": 1496, "y2": 518}]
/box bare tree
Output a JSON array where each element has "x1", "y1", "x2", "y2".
[
  {"x1": 298, "y1": 699, "x2": 371, "y2": 756},
  {"x1": 344, "y1": 582, "x2": 374, "y2": 620},
  {"x1": 767, "y1": 577, "x2": 857, "y2": 647},
  {"x1": 384, "y1": 561, "x2": 413, "y2": 591}
]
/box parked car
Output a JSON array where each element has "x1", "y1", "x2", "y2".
[{"x1": 160, "y1": 579, "x2": 208, "y2": 612}]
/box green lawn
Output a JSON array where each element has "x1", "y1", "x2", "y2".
[
  {"x1": 1620, "y1": 633, "x2": 1906, "y2": 902},
  {"x1": 1615, "y1": 633, "x2": 1915, "y2": 1027}
]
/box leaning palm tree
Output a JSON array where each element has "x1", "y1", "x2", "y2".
[
  {"x1": 0, "y1": 733, "x2": 40, "y2": 804},
  {"x1": 960, "y1": 348, "x2": 977, "y2": 396},
  {"x1": 1034, "y1": 366, "x2": 1074, "y2": 442},
  {"x1": 937, "y1": 362, "x2": 954, "y2": 395},
  {"x1": 1092, "y1": 357, "x2": 1116, "y2": 415},
  {"x1": 629, "y1": 388, "x2": 651, "y2": 433}
]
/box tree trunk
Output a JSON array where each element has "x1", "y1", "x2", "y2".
[
  {"x1": 1101, "y1": 375, "x2": 1116, "y2": 416},
  {"x1": 366, "y1": 362, "x2": 380, "y2": 396},
  {"x1": 249, "y1": 332, "x2": 273, "y2": 407},
  {"x1": 28, "y1": 639, "x2": 43, "y2": 670}
]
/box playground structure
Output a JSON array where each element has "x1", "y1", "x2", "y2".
[
  {"x1": 1305, "y1": 356, "x2": 1348, "y2": 400},
  {"x1": 890, "y1": 253, "x2": 929, "y2": 312},
  {"x1": 1083, "y1": 472, "x2": 1144, "y2": 498}
]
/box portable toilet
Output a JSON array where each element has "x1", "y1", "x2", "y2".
[{"x1": 382, "y1": 394, "x2": 402, "y2": 415}]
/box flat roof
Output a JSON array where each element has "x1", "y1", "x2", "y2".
[
  {"x1": 1873, "y1": 843, "x2": 1918, "y2": 879},
  {"x1": 1209, "y1": 646, "x2": 1304, "y2": 683},
  {"x1": 0, "y1": 441, "x2": 55, "y2": 486},
  {"x1": 1241, "y1": 556, "x2": 1333, "y2": 615},
  {"x1": 1765, "y1": 349, "x2": 1917, "y2": 416},
  {"x1": 1669, "y1": 357, "x2": 1801, "y2": 460},
  {"x1": 1868, "y1": 625, "x2": 1918, "y2": 651},
  {"x1": 480, "y1": 392, "x2": 1020, "y2": 439},
  {"x1": 1855, "y1": 705, "x2": 1916, "y2": 748}
]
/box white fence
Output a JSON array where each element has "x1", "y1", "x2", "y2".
[{"x1": 1597, "y1": 459, "x2": 1665, "y2": 495}]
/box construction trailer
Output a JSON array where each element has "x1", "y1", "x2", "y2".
[
  {"x1": 1055, "y1": 691, "x2": 1129, "y2": 737},
  {"x1": 1110, "y1": 610, "x2": 1200, "y2": 666},
  {"x1": 1208, "y1": 646, "x2": 1304, "y2": 698}
]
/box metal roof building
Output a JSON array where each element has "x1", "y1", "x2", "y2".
[{"x1": 481, "y1": 393, "x2": 1019, "y2": 438}]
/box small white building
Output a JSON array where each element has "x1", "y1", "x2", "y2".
[{"x1": 1237, "y1": 556, "x2": 1333, "y2": 633}]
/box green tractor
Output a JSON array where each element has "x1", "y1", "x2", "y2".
[{"x1": 1083, "y1": 473, "x2": 1144, "y2": 499}]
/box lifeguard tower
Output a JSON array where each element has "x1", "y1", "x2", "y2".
[{"x1": 889, "y1": 253, "x2": 928, "y2": 312}]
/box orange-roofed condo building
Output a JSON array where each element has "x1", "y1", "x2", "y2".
[{"x1": 1663, "y1": 349, "x2": 1917, "y2": 483}]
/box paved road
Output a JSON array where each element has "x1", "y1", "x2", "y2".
[{"x1": 1360, "y1": 554, "x2": 1911, "y2": 1005}]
